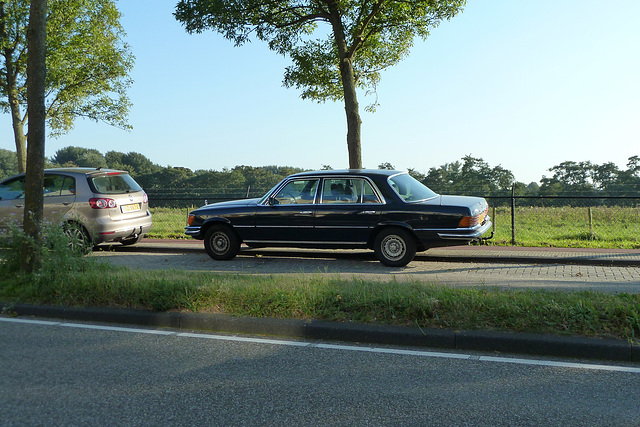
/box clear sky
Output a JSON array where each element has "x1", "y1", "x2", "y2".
[{"x1": 1, "y1": 0, "x2": 638, "y2": 184}]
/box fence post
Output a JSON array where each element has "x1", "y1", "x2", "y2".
[{"x1": 511, "y1": 184, "x2": 516, "y2": 245}]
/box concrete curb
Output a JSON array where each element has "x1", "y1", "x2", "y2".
[{"x1": 3, "y1": 303, "x2": 638, "y2": 363}]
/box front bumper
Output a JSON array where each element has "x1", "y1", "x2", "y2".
[{"x1": 185, "y1": 225, "x2": 203, "y2": 239}]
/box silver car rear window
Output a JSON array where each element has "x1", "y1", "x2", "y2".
[{"x1": 90, "y1": 173, "x2": 142, "y2": 194}]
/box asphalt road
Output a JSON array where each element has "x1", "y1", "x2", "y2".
[
  {"x1": 91, "y1": 241, "x2": 640, "y2": 294},
  {"x1": 2, "y1": 317, "x2": 640, "y2": 426}
]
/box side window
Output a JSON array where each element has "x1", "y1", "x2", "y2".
[
  {"x1": 43, "y1": 175, "x2": 75, "y2": 197},
  {"x1": 43, "y1": 175, "x2": 62, "y2": 197},
  {"x1": 273, "y1": 179, "x2": 318, "y2": 205},
  {"x1": 0, "y1": 177, "x2": 25, "y2": 200},
  {"x1": 361, "y1": 180, "x2": 382, "y2": 204},
  {"x1": 321, "y1": 178, "x2": 381, "y2": 204},
  {"x1": 60, "y1": 177, "x2": 76, "y2": 196}
]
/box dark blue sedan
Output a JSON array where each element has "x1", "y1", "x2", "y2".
[{"x1": 186, "y1": 169, "x2": 492, "y2": 266}]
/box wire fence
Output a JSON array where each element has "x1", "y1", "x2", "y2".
[{"x1": 146, "y1": 191, "x2": 640, "y2": 249}]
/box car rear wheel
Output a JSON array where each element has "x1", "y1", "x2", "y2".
[
  {"x1": 204, "y1": 225, "x2": 240, "y2": 260},
  {"x1": 374, "y1": 228, "x2": 416, "y2": 267}
]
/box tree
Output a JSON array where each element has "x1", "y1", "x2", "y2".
[
  {"x1": 51, "y1": 145, "x2": 107, "y2": 168},
  {"x1": 0, "y1": 148, "x2": 18, "y2": 178},
  {"x1": 0, "y1": 0, "x2": 133, "y2": 173},
  {"x1": 174, "y1": 0, "x2": 466, "y2": 169},
  {"x1": 21, "y1": 0, "x2": 46, "y2": 273}
]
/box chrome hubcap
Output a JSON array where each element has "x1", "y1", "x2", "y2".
[{"x1": 382, "y1": 235, "x2": 406, "y2": 261}]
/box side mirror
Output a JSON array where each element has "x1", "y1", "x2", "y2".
[{"x1": 268, "y1": 197, "x2": 278, "y2": 206}]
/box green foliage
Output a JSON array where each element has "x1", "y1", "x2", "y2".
[
  {"x1": 423, "y1": 155, "x2": 515, "y2": 196},
  {"x1": 540, "y1": 156, "x2": 640, "y2": 196},
  {"x1": 0, "y1": 149, "x2": 18, "y2": 179},
  {"x1": 0, "y1": 221, "x2": 97, "y2": 285},
  {"x1": 0, "y1": 0, "x2": 134, "y2": 169},
  {"x1": 51, "y1": 146, "x2": 107, "y2": 168},
  {"x1": 175, "y1": 0, "x2": 465, "y2": 109}
]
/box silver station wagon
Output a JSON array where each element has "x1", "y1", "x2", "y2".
[{"x1": 0, "y1": 168, "x2": 152, "y2": 247}]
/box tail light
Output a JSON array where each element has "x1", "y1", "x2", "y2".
[
  {"x1": 90, "y1": 198, "x2": 117, "y2": 209},
  {"x1": 143, "y1": 192, "x2": 149, "y2": 204},
  {"x1": 459, "y1": 207, "x2": 488, "y2": 228}
]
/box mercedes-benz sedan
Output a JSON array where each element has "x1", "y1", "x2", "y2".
[{"x1": 186, "y1": 169, "x2": 492, "y2": 266}]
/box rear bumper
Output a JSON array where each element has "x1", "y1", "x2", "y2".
[
  {"x1": 436, "y1": 220, "x2": 493, "y2": 241},
  {"x1": 91, "y1": 211, "x2": 153, "y2": 244},
  {"x1": 413, "y1": 219, "x2": 493, "y2": 245}
]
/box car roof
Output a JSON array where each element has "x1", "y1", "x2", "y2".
[
  {"x1": 287, "y1": 169, "x2": 406, "y2": 178},
  {"x1": 43, "y1": 167, "x2": 130, "y2": 176}
]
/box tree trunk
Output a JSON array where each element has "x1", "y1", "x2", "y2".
[
  {"x1": 327, "y1": 1, "x2": 362, "y2": 170},
  {"x1": 9, "y1": 97, "x2": 27, "y2": 174},
  {"x1": 340, "y1": 58, "x2": 362, "y2": 170},
  {"x1": 21, "y1": 0, "x2": 47, "y2": 273},
  {"x1": 0, "y1": 3, "x2": 28, "y2": 173}
]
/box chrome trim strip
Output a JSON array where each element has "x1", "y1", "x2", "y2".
[
  {"x1": 243, "y1": 240, "x2": 368, "y2": 246},
  {"x1": 437, "y1": 222, "x2": 492, "y2": 240}
]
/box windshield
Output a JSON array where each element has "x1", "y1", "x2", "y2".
[{"x1": 388, "y1": 173, "x2": 438, "y2": 203}]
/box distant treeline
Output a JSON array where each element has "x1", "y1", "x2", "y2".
[{"x1": 1, "y1": 147, "x2": 639, "y2": 198}]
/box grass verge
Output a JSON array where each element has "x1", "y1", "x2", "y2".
[
  {"x1": 2, "y1": 224, "x2": 639, "y2": 342},
  {"x1": 2, "y1": 262, "x2": 639, "y2": 343}
]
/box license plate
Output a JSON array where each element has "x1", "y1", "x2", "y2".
[{"x1": 121, "y1": 203, "x2": 140, "y2": 213}]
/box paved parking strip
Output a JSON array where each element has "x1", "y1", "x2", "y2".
[{"x1": 92, "y1": 241, "x2": 640, "y2": 294}]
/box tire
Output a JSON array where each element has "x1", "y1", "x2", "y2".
[
  {"x1": 120, "y1": 234, "x2": 143, "y2": 246},
  {"x1": 374, "y1": 228, "x2": 416, "y2": 267},
  {"x1": 63, "y1": 222, "x2": 92, "y2": 254},
  {"x1": 204, "y1": 225, "x2": 240, "y2": 260}
]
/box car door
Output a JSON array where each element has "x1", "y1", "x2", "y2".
[
  {"x1": 253, "y1": 178, "x2": 319, "y2": 243},
  {"x1": 314, "y1": 177, "x2": 383, "y2": 245},
  {"x1": 0, "y1": 176, "x2": 26, "y2": 227},
  {"x1": 42, "y1": 174, "x2": 76, "y2": 223}
]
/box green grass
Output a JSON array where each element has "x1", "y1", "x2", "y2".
[
  {"x1": 2, "y1": 263, "x2": 639, "y2": 342},
  {"x1": 149, "y1": 205, "x2": 640, "y2": 248},
  {"x1": 485, "y1": 206, "x2": 640, "y2": 249}
]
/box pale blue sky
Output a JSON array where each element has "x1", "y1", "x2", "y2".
[{"x1": 1, "y1": 0, "x2": 638, "y2": 184}]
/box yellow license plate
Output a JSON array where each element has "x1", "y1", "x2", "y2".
[{"x1": 121, "y1": 203, "x2": 140, "y2": 213}]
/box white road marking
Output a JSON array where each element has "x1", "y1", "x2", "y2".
[{"x1": 2, "y1": 316, "x2": 639, "y2": 374}]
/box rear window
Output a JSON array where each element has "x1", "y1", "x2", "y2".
[
  {"x1": 388, "y1": 173, "x2": 438, "y2": 203},
  {"x1": 90, "y1": 173, "x2": 142, "y2": 194}
]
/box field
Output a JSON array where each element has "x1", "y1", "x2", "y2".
[{"x1": 148, "y1": 205, "x2": 640, "y2": 249}]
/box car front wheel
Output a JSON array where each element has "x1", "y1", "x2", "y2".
[
  {"x1": 204, "y1": 225, "x2": 240, "y2": 260},
  {"x1": 374, "y1": 228, "x2": 416, "y2": 267}
]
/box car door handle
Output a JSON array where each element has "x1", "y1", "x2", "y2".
[
  {"x1": 359, "y1": 210, "x2": 377, "y2": 215},
  {"x1": 299, "y1": 211, "x2": 313, "y2": 215},
  {"x1": 15, "y1": 204, "x2": 24, "y2": 208}
]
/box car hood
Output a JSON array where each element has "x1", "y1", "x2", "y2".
[
  {"x1": 420, "y1": 195, "x2": 488, "y2": 216},
  {"x1": 199, "y1": 198, "x2": 261, "y2": 210}
]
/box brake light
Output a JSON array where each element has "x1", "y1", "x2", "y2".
[
  {"x1": 459, "y1": 207, "x2": 488, "y2": 228},
  {"x1": 90, "y1": 198, "x2": 117, "y2": 209},
  {"x1": 458, "y1": 215, "x2": 479, "y2": 228},
  {"x1": 143, "y1": 192, "x2": 149, "y2": 204}
]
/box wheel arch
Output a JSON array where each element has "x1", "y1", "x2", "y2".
[
  {"x1": 200, "y1": 218, "x2": 241, "y2": 242},
  {"x1": 368, "y1": 222, "x2": 418, "y2": 249}
]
